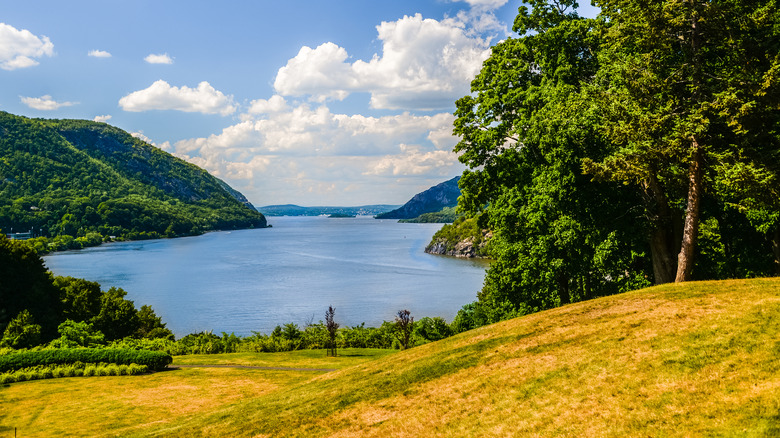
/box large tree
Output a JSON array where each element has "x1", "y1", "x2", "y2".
[
  {"x1": 585, "y1": 0, "x2": 780, "y2": 282},
  {"x1": 454, "y1": 0, "x2": 652, "y2": 322}
]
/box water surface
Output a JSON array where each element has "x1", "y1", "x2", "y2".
[{"x1": 44, "y1": 216, "x2": 488, "y2": 336}]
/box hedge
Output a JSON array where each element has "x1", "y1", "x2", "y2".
[{"x1": 0, "y1": 348, "x2": 172, "y2": 373}]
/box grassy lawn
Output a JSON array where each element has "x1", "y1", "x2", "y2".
[
  {"x1": 3, "y1": 279, "x2": 780, "y2": 436},
  {"x1": 171, "y1": 348, "x2": 396, "y2": 369},
  {"x1": 0, "y1": 349, "x2": 397, "y2": 437}
]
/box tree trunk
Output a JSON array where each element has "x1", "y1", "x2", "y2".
[
  {"x1": 650, "y1": 228, "x2": 677, "y2": 284},
  {"x1": 675, "y1": 140, "x2": 703, "y2": 282},
  {"x1": 643, "y1": 173, "x2": 678, "y2": 284},
  {"x1": 772, "y1": 225, "x2": 780, "y2": 276}
]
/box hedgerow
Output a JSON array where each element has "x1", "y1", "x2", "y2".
[
  {"x1": 0, "y1": 348, "x2": 171, "y2": 373},
  {"x1": 0, "y1": 363, "x2": 148, "y2": 384}
]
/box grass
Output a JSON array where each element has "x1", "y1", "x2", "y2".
[{"x1": 3, "y1": 278, "x2": 780, "y2": 436}]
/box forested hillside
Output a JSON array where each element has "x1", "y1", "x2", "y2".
[
  {"x1": 375, "y1": 176, "x2": 461, "y2": 219},
  {"x1": 0, "y1": 112, "x2": 266, "y2": 251}
]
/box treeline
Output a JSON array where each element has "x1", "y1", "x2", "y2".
[
  {"x1": 0, "y1": 112, "x2": 266, "y2": 254},
  {"x1": 0, "y1": 234, "x2": 172, "y2": 349},
  {"x1": 449, "y1": 0, "x2": 780, "y2": 324},
  {"x1": 110, "y1": 312, "x2": 467, "y2": 356}
]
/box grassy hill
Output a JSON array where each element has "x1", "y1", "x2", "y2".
[{"x1": 2, "y1": 278, "x2": 780, "y2": 436}]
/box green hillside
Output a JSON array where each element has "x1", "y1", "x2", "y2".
[
  {"x1": 0, "y1": 112, "x2": 265, "y2": 250},
  {"x1": 3, "y1": 278, "x2": 780, "y2": 436}
]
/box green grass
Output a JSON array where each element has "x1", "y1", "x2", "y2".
[
  {"x1": 171, "y1": 348, "x2": 396, "y2": 369},
  {"x1": 3, "y1": 279, "x2": 780, "y2": 436}
]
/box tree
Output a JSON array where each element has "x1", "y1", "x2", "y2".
[
  {"x1": 453, "y1": 0, "x2": 652, "y2": 322},
  {"x1": 91, "y1": 287, "x2": 139, "y2": 341},
  {"x1": 585, "y1": 0, "x2": 780, "y2": 282},
  {"x1": 0, "y1": 310, "x2": 42, "y2": 349},
  {"x1": 393, "y1": 309, "x2": 414, "y2": 350},
  {"x1": 54, "y1": 276, "x2": 102, "y2": 323},
  {"x1": 0, "y1": 234, "x2": 61, "y2": 340},
  {"x1": 324, "y1": 306, "x2": 339, "y2": 357},
  {"x1": 51, "y1": 319, "x2": 105, "y2": 348},
  {"x1": 135, "y1": 305, "x2": 174, "y2": 340}
]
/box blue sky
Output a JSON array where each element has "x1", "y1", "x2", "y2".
[{"x1": 2, "y1": 0, "x2": 599, "y2": 206}]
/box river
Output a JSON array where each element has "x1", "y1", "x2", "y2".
[{"x1": 43, "y1": 216, "x2": 488, "y2": 337}]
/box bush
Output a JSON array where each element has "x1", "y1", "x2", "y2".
[{"x1": 0, "y1": 348, "x2": 172, "y2": 373}]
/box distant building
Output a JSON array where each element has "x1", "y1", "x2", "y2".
[{"x1": 6, "y1": 231, "x2": 34, "y2": 240}]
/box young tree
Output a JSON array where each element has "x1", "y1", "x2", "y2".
[
  {"x1": 393, "y1": 309, "x2": 414, "y2": 350},
  {"x1": 324, "y1": 306, "x2": 339, "y2": 357}
]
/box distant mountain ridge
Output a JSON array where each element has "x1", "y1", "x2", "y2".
[
  {"x1": 258, "y1": 204, "x2": 399, "y2": 216},
  {"x1": 0, "y1": 111, "x2": 266, "y2": 247},
  {"x1": 375, "y1": 176, "x2": 461, "y2": 220}
]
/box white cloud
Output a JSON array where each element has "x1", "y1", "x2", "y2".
[
  {"x1": 20, "y1": 95, "x2": 76, "y2": 110},
  {"x1": 364, "y1": 145, "x2": 460, "y2": 176},
  {"x1": 93, "y1": 114, "x2": 112, "y2": 123},
  {"x1": 273, "y1": 13, "x2": 492, "y2": 110},
  {"x1": 458, "y1": 0, "x2": 508, "y2": 9},
  {"x1": 0, "y1": 23, "x2": 54, "y2": 70},
  {"x1": 118, "y1": 80, "x2": 236, "y2": 115},
  {"x1": 144, "y1": 53, "x2": 173, "y2": 64},
  {"x1": 247, "y1": 95, "x2": 289, "y2": 115},
  {"x1": 88, "y1": 49, "x2": 111, "y2": 58},
  {"x1": 170, "y1": 102, "x2": 464, "y2": 204},
  {"x1": 131, "y1": 131, "x2": 154, "y2": 143}
]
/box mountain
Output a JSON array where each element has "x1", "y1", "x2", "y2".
[
  {"x1": 0, "y1": 111, "x2": 266, "y2": 247},
  {"x1": 258, "y1": 204, "x2": 399, "y2": 216},
  {"x1": 375, "y1": 176, "x2": 461, "y2": 220}
]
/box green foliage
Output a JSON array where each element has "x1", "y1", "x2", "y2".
[
  {"x1": 135, "y1": 305, "x2": 174, "y2": 340},
  {"x1": 454, "y1": 1, "x2": 653, "y2": 323},
  {"x1": 399, "y1": 206, "x2": 462, "y2": 223},
  {"x1": 91, "y1": 287, "x2": 139, "y2": 341},
  {"x1": 0, "y1": 310, "x2": 42, "y2": 349},
  {"x1": 451, "y1": 0, "x2": 779, "y2": 324},
  {"x1": 0, "y1": 348, "x2": 171, "y2": 373},
  {"x1": 0, "y1": 362, "x2": 148, "y2": 384},
  {"x1": 425, "y1": 214, "x2": 490, "y2": 256},
  {"x1": 413, "y1": 317, "x2": 453, "y2": 342},
  {"x1": 50, "y1": 320, "x2": 105, "y2": 348},
  {"x1": 0, "y1": 111, "x2": 266, "y2": 255},
  {"x1": 54, "y1": 276, "x2": 102, "y2": 322},
  {"x1": 0, "y1": 235, "x2": 61, "y2": 340}
]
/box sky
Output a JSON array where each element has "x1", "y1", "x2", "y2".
[{"x1": 1, "y1": 0, "x2": 599, "y2": 206}]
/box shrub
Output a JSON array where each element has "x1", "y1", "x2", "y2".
[{"x1": 0, "y1": 348, "x2": 172, "y2": 373}]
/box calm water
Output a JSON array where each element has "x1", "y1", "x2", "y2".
[{"x1": 44, "y1": 216, "x2": 488, "y2": 337}]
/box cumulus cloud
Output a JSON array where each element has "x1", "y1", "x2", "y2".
[
  {"x1": 88, "y1": 49, "x2": 111, "y2": 58},
  {"x1": 247, "y1": 95, "x2": 289, "y2": 115},
  {"x1": 119, "y1": 80, "x2": 236, "y2": 115},
  {"x1": 93, "y1": 114, "x2": 112, "y2": 123},
  {"x1": 0, "y1": 23, "x2": 54, "y2": 70},
  {"x1": 144, "y1": 53, "x2": 173, "y2": 64},
  {"x1": 364, "y1": 145, "x2": 460, "y2": 176},
  {"x1": 20, "y1": 95, "x2": 76, "y2": 110},
  {"x1": 457, "y1": 0, "x2": 509, "y2": 9},
  {"x1": 273, "y1": 13, "x2": 492, "y2": 110},
  {"x1": 170, "y1": 101, "x2": 464, "y2": 204}
]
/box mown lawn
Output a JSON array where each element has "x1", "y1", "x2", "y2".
[{"x1": 0, "y1": 349, "x2": 396, "y2": 437}]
